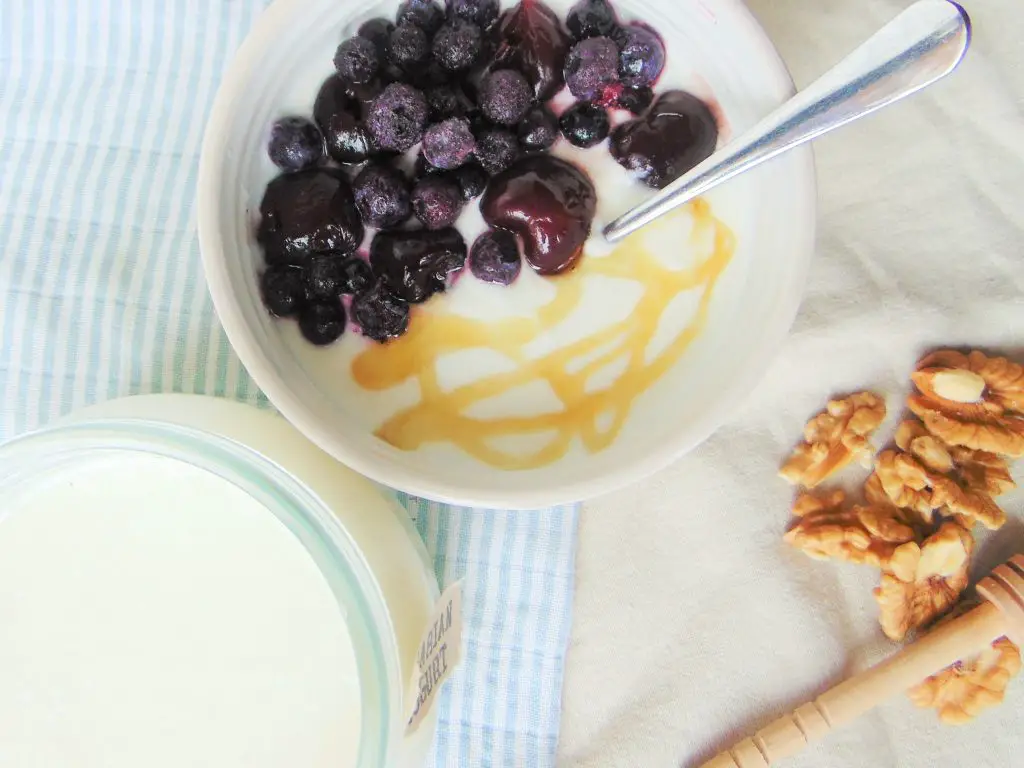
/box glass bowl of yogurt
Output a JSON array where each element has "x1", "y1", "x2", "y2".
[
  {"x1": 198, "y1": 0, "x2": 816, "y2": 507},
  {"x1": 0, "y1": 395, "x2": 438, "y2": 768}
]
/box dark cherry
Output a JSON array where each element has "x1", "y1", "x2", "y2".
[
  {"x1": 257, "y1": 168, "x2": 364, "y2": 263},
  {"x1": 314, "y1": 76, "x2": 374, "y2": 164},
  {"x1": 480, "y1": 155, "x2": 596, "y2": 275},
  {"x1": 616, "y1": 84, "x2": 654, "y2": 115},
  {"x1": 491, "y1": 0, "x2": 571, "y2": 101},
  {"x1": 609, "y1": 90, "x2": 718, "y2": 189},
  {"x1": 369, "y1": 227, "x2": 468, "y2": 303}
]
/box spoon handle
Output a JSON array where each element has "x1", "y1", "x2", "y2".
[{"x1": 602, "y1": 0, "x2": 972, "y2": 243}]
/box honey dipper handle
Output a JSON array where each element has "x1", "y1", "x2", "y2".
[{"x1": 699, "y1": 601, "x2": 1007, "y2": 768}]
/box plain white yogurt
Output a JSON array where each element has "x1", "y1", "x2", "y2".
[{"x1": 0, "y1": 451, "x2": 361, "y2": 768}]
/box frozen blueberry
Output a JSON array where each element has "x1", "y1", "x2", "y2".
[
  {"x1": 387, "y1": 24, "x2": 429, "y2": 69},
  {"x1": 370, "y1": 228, "x2": 467, "y2": 303},
  {"x1": 452, "y1": 162, "x2": 489, "y2": 200},
  {"x1": 366, "y1": 82, "x2": 428, "y2": 152},
  {"x1": 474, "y1": 128, "x2": 520, "y2": 174},
  {"x1": 411, "y1": 175, "x2": 464, "y2": 229},
  {"x1": 566, "y1": 0, "x2": 620, "y2": 41},
  {"x1": 396, "y1": 0, "x2": 445, "y2": 34},
  {"x1": 616, "y1": 84, "x2": 654, "y2": 115},
  {"x1": 303, "y1": 255, "x2": 348, "y2": 300},
  {"x1": 421, "y1": 118, "x2": 476, "y2": 170},
  {"x1": 425, "y1": 82, "x2": 474, "y2": 122},
  {"x1": 268, "y1": 117, "x2": 323, "y2": 172},
  {"x1": 260, "y1": 265, "x2": 305, "y2": 317},
  {"x1": 470, "y1": 229, "x2": 521, "y2": 285},
  {"x1": 432, "y1": 19, "x2": 482, "y2": 71},
  {"x1": 414, "y1": 152, "x2": 445, "y2": 179},
  {"x1": 478, "y1": 69, "x2": 533, "y2": 126},
  {"x1": 334, "y1": 36, "x2": 380, "y2": 84},
  {"x1": 257, "y1": 169, "x2": 364, "y2": 261},
  {"x1": 299, "y1": 301, "x2": 346, "y2": 345},
  {"x1": 618, "y1": 25, "x2": 665, "y2": 87},
  {"x1": 517, "y1": 105, "x2": 558, "y2": 151},
  {"x1": 446, "y1": 0, "x2": 498, "y2": 27},
  {"x1": 559, "y1": 102, "x2": 609, "y2": 148},
  {"x1": 352, "y1": 163, "x2": 412, "y2": 229},
  {"x1": 358, "y1": 17, "x2": 394, "y2": 58},
  {"x1": 340, "y1": 257, "x2": 374, "y2": 295},
  {"x1": 314, "y1": 76, "x2": 374, "y2": 164},
  {"x1": 352, "y1": 282, "x2": 410, "y2": 342},
  {"x1": 564, "y1": 37, "x2": 619, "y2": 101}
]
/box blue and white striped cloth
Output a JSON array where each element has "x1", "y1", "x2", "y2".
[{"x1": 0, "y1": 2, "x2": 579, "y2": 766}]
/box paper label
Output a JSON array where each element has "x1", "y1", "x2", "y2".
[{"x1": 405, "y1": 580, "x2": 463, "y2": 735}]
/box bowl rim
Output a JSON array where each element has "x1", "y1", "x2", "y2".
[{"x1": 198, "y1": 0, "x2": 817, "y2": 509}]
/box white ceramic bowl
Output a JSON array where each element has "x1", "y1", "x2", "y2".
[{"x1": 198, "y1": 0, "x2": 815, "y2": 508}]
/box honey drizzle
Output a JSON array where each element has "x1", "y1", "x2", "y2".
[{"x1": 351, "y1": 199, "x2": 736, "y2": 470}]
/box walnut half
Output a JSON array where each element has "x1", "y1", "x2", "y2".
[
  {"x1": 874, "y1": 522, "x2": 973, "y2": 642},
  {"x1": 780, "y1": 392, "x2": 886, "y2": 488},
  {"x1": 866, "y1": 423, "x2": 1011, "y2": 531},
  {"x1": 908, "y1": 637, "x2": 1022, "y2": 724},
  {"x1": 909, "y1": 350, "x2": 1024, "y2": 457},
  {"x1": 785, "y1": 490, "x2": 916, "y2": 567}
]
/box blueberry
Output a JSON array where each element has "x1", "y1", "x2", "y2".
[
  {"x1": 425, "y1": 82, "x2": 474, "y2": 122},
  {"x1": 452, "y1": 162, "x2": 489, "y2": 200},
  {"x1": 446, "y1": 0, "x2": 497, "y2": 26},
  {"x1": 352, "y1": 163, "x2": 412, "y2": 229},
  {"x1": 617, "y1": 25, "x2": 665, "y2": 87},
  {"x1": 422, "y1": 117, "x2": 476, "y2": 170},
  {"x1": 366, "y1": 82, "x2": 428, "y2": 152},
  {"x1": 257, "y1": 169, "x2": 364, "y2": 262},
  {"x1": 370, "y1": 228, "x2": 467, "y2": 303},
  {"x1": 432, "y1": 19, "x2": 482, "y2": 71},
  {"x1": 616, "y1": 85, "x2": 654, "y2": 115},
  {"x1": 396, "y1": 0, "x2": 444, "y2": 34},
  {"x1": 267, "y1": 117, "x2": 323, "y2": 172},
  {"x1": 517, "y1": 105, "x2": 558, "y2": 151},
  {"x1": 414, "y1": 152, "x2": 445, "y2": 178},
  {"x1": 358, "y1": 18, "x2": 394, "y2": 58},
  {"x1": 446, "y1": 0, "x2": 499, "y2": 28},
  {"x1": 411, "y1": 175, "x2": 464, "y2": 229},
  {"x1": 566, "y1": 0, "x2": 620, "y2": 41},
  {"x1": 299, "y1": 301, "x2": 346, "y2": 345},
  {"x1": 334, "y1": 36, "x2": 380, "y2": 84},
  {"x1": 313, "y1": 76, "x2": 374, "y2": 164},
  {"x1": 260, "y1": 265, "x2": 306, "y2": 317},
  {"x1": 559, "y1": 102, "x2": 609, "y2": 148},
  {"x1": 303, "y1": 255, "x2": 348, "y2": 300},
  {"x1": 478, "y1": 69, "x2": 533, "y2": 126},
  {"x1": 352, "y1": 282, "x2": 411, "y2": 342},
  {"x1": 474, "y1": 128, "x2": 520, "y2": 174},
  {"x1": 387, "y1": 24, "x2": 429, "y2": 69},
  {"x1": 340, "y1": 257, "x2": 374, "y2": 295},
  {"x1": 564, "y1": 37, "x2": 619, "y2": 101},
  {"x1": 470, "y1": 229, "x2": 521, "y2": 285}
]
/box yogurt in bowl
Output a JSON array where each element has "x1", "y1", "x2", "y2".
[{"x1": 198, "y1": 0, "x2": 815, "y2": 508}]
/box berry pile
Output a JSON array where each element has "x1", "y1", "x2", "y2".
[{"x1": 255, "y1": 0, "x2": 719, "y2": 346}]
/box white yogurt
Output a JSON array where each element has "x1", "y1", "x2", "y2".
[{"x1": 0, "y1": 451, "x2": 361, "y2": 768}]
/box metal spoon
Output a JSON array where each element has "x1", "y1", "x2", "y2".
[{"x1": 602, "y1": 0, "x2": 972, "y2": 243}]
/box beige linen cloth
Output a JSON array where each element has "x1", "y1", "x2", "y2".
[{"x1": 559, "y1": 1, "x2": 1024, "y2": 766}]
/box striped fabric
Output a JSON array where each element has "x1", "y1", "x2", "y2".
[{"x1": 0, "y1": 2, "x2": 579, "y2": 766}]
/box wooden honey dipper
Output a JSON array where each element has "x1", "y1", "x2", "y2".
[{"x1": 701, "y1": 554, "x2": 1024, "y2": 768}]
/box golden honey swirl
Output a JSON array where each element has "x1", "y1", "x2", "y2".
[{"x1": 352, "y1": 198, "x2": 736, "y2": 470}]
